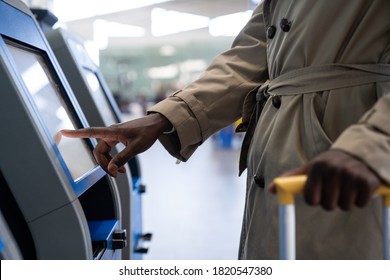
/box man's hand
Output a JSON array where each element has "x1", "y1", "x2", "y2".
[
  {"x1": 61, "y1": 113, "x2": 172, "y2": 177},
  {"x1": 269, "y1": 149, "x2": 382, "y2": 210}
]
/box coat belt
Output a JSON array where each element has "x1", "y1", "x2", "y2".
[{"x1": 238, "y1": 63, "x2": 390, "y2": 175}]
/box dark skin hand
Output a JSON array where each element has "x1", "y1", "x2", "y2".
[
  {"x1": 268, "y1": 149, "x2": 382, "y2": 211},
  {"x1": 62, "y1": 114, "x2": 382, "y2": 211},
  {"x1": 61, "y1": 113, "x2": 172, "y2": 177}
]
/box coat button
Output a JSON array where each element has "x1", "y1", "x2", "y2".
[
  {"x1": 253, "y1": 175, "x2": 265, "y2": 188},
  {"x1": 272, "y1": 95, "x2": 281, "y2": 109},
  {"x1": 266, "y1": 25, "x2": 276, "y2": 39},
  {"x1": 280, "y1": 18, "x2": 291, "y2": 32}
]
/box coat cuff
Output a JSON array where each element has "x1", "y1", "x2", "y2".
[
  {"x1": 147, "y1": 93, "x2": 203, "y2": 161},
  {"x1": 332, "y1": 123, "x2": 390, "y2": 184}
]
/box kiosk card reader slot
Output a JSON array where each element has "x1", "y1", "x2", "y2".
[{"x1": 0, "y1": 0, "x2": 125, "y2": 259}]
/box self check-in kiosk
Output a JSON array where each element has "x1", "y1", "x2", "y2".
[
  {"x1": 0, "y1": 0, "x2": 126, "y2": 259},
  {"x1": 44, "y1": 27, "x2": 150, "y2": 260}
]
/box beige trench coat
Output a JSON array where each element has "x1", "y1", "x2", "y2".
[{"x1": 148, "y1": 0, "x2": 390, "y2": 259}]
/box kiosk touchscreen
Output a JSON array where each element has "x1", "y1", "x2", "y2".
[
  {"x1": 0, "y1": 0, "x2": 125, "y2": 259},
  {"x1": 45, "y1": 27, "x2": 150, "y2": 260},
  {"x1": 6, "y1": 42, "x2": 97, "y2": 180}
]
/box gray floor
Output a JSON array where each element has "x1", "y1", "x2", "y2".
[{"x1": 138, "y1": 135, "x2": 247, "y2": 260}]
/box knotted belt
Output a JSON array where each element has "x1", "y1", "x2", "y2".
[{"x1": 238, "y1": 63, "x2": 390, "y2": 175}]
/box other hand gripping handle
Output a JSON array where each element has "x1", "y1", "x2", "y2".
[{"x1": 273, "y1": 175, "x2": 390, "y2": 260}]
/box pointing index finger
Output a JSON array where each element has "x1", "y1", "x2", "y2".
[{"x1": 60, "y1": 127, "x2": 118, "y2": 140}]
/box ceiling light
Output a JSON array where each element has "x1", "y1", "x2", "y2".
[
  {"x1": 93, "y1": 19, "x2": 146, "y2": 49},
  {"x1": 147, "y1": 64, "x2": 179, "y2": 79},
  {"x1": 209, "y1": 10, "x2": 253, "y2": 37},
  {"x1": 151, "y1": 8, "x2": 210, "y2": 37},
  {"x1": 159, "y1": 45, "x2": 176, "y2": 56},
  {"x1": 53, "y1": 0, "x2": 173, "y2": 22}
]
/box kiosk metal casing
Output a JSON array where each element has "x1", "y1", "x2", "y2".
[
  {"x1": 0, "y1": 210, "x2": 23, "y2": 260},
  {"x1": 0, "y1": 0, "x2": 125, "y2": 259}
]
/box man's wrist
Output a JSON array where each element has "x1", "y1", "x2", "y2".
[{"x1": 148, "y1": 112, "x2": 174, "y2": 134}]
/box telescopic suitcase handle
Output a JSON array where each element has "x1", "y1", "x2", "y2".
[{"x1": 273, "y1": 175, "x2": 390, "y2": 260}]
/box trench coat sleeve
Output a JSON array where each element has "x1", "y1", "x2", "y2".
[
  {"x1": 147, "y1": 4, "x2": 268, "y2": 161},
  {"x1": 332, "y1": 93, "x2": 390, "y2": 184}
]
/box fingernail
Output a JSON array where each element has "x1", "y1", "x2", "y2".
[{"x1": 108, "y1": 164, "x2": 119, "y2": 177}]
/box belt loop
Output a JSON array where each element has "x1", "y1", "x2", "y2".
[
  {"x1": 238, "y1": 80, "x2": 269, "y2": 175},
  {"x1": 255, "y1": 84, "x2": 269, "y2": 121}
]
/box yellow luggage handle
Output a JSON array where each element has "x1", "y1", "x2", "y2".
[
  {"x1": 273, "y1": 175, "x2": 390, "y2": 260},
  {"x1": 274, "y1": 175, "x2": 390, "y2": 206}
]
